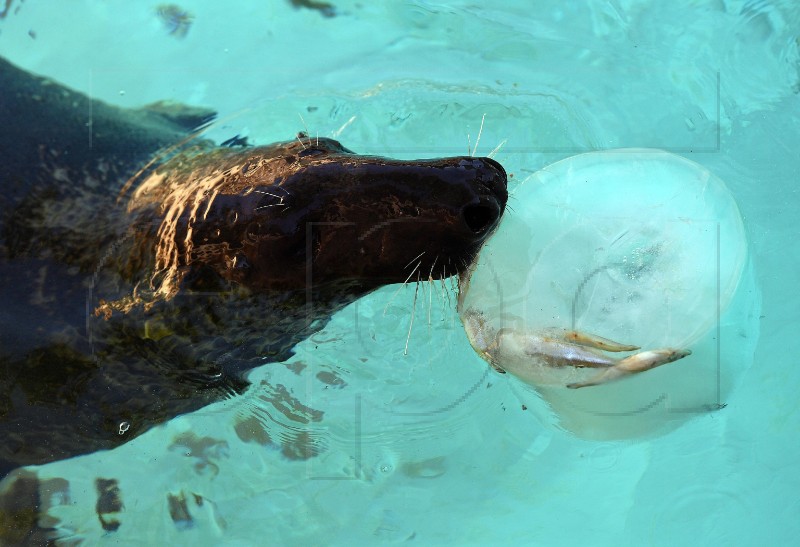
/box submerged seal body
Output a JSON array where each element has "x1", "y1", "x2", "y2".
[{"x1": 0, "y1": 56, "x2": 508, "y2": 477}]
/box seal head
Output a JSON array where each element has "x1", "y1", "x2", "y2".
[{"x1": 121, "y1": 136, "x2": 507, "y2": 306}]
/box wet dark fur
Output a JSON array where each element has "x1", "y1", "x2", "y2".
[{"x1": 0, "y1": 55, "x2": 508, "y2": 480}]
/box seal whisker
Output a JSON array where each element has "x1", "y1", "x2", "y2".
[
  {"x1": 426, "y1": 255, "x2": 439, "y2": 326},
  {"x1": 253, "y1": 187, "x2": 291, "y2": 212},
  {"x1": 427, "y1": 276, "x2": 433, "y2": 327},
  {"x1": 270, "y1": 185, "x2": 292, "y2": 197},
  {"x1": 471, "y1": 113, "x2": 486, "y2": 157},
  {"x1": 404, "y1": 271, "x2": 421, "y2": 356},
  {"x1": 251, "y1": 190, "x2": 284, "y2": 198},
  {"x1": 510, "y1": 172, "x2": 536, "y2": 195},
  {"x1": 488, "y1": 138, "x2": 507, "y2": 159},
  {"x1": 441, "y1": 264, "x2": 453, "y2": 310},
  {"x1": 432, "y1": 275, "x2": 442, "y2": 323},
  {"x1": 298, "y1": 113, "x2": 310, "y2": 138},
  {"x1": 439, "y1": 275, "x2": 448, "y2": 321},
  {"x1": 383, "y1": 259, "x2": 422, "y2": 315},
  {"x1": 331, "y1": 115, "x2": 356, "y2": 138},
  {"x1": 404, "y1": 251, "x2": 426, "y2": 270},
  {"x1": 439, "y1": 262, "x2": 450, "y2": 305},
  {"x1": 428, "y1": 255, "x2": 438, "y2": 279},
  {"x1": 254, "y1": 203, "x2": 288, "y2": 210},
  {"x1": 295, "y1": 133, "x2": 307, "y2": 149},
  {"x1": 506, "y1": 195, "x2": 514, "y2": 211}
]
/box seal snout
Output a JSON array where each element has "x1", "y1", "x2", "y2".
[
  {"x1": 478, "y1": 157, "x2": 507, "y2": 187},
  {"x1": 462, "y1": 157, "x2": 508, "y2": 236}
]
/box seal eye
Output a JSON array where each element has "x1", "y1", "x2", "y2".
[{"x1": 298, "y1": 147, "x2": 328, "y2": 158}]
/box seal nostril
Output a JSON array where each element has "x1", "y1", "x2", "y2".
[{"x1": 463, "y1": 204, "x2": 497, "y2": 234}]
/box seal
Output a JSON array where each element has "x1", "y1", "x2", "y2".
[{"x1": 0, "y1": 55, "x2": 508, "y2": 477}]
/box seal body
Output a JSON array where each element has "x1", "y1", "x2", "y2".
[{"x1": 0, "y1": 56, "x2": 508, "y2": 476}]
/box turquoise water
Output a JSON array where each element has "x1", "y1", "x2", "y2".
[{"x1": 1, "y1": 1, "x2": 798, "y2": 544}]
